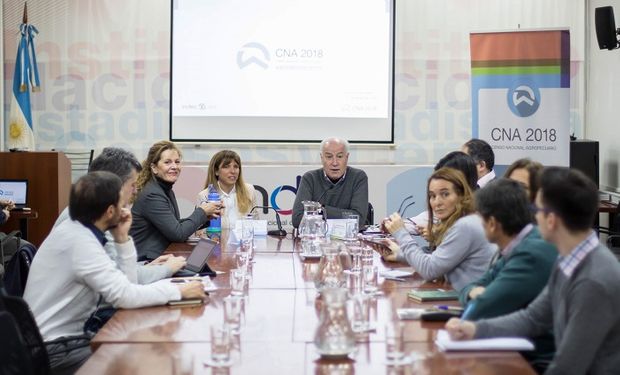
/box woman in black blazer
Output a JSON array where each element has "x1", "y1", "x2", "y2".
[{"x1": 130, "y1": 140, "x2": 221, "y2": 260}]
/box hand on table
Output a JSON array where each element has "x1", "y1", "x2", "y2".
[
  {"x1": 178, "y1": 281, "x2": 206, "y2": 300},
  {"x1": 445, "y1": 318, "x2": 476, "y2": 341}
]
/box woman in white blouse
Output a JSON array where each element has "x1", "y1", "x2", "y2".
[{"x1": 197, "y1": 150, "x2": 256, "y2": 229}]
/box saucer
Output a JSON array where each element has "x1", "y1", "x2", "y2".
[{"x1": 203, "y1": 358, "x2": 234, "y2": 368}]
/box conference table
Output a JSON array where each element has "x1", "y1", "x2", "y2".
[{"x1": 78, "y1": 231, "x2": 535, "y2": 374}]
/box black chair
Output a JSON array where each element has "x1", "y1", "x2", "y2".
[
  {"x1": 53, "y1": 149, "x2": 94, "y2": 182},
  {"x1": 0, "y1": 310, "x2": 35, "y2": 375},
  {"x1": 365, "y1": 202, "x2": 374, "y2": 226},
  {"x1": 0, "y1": 283, "x2": 90, "y2": 375}
]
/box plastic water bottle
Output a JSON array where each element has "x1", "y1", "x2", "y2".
[{"x1": 205, "y1": 184, "x2": 221, "y2": 232}]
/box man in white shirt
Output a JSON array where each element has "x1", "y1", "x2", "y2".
[
  {"x1": 462, "y1": 138, "x2": 496, "y2": 188},
  {"x1": 24, "y1": 171, "x2": 206, "y2": 374}
]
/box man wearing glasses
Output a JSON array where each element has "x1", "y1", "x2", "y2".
[
  {"x1": 446, "y1": 167, "x2": 620, "y2": 375},
  {"x1": 292, "y1": 137, "x2": 368, "y2": 229}
]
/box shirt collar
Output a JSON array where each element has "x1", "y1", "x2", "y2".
[
  {"x1": 477, "y1": 169, "x2": 496, "y2": 188},
  {"x1": 217, "y1": 181, "x2": 236, "y2": 197},
  {"x1": 501, "y1": 223, "x2": 534, "y2": 258},
  {"x1": 558, "y1": 231, "x2": 599, "y2": 277},
  {"x1": 85, "y1": 223, "x2": 108, "y2": 246},
  {"x1": 323, "y1": 168, "x2": 347, "y2": 186}
]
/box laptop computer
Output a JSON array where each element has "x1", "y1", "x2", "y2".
[
  {"x1": 173, "y1": 238, "x2": 218, "y2": 277},
  {"x1": 0, "y1": 179, "x2": 28, "y2": 210}
]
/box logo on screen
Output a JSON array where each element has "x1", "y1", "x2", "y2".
[
  {"x1": 508, "y1": 84, "x2": 540, "y2": 118},
  {"x1": 237, "y1": 42, "x2": 270, "y2": 69}
]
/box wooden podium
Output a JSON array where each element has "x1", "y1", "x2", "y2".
[{"x1": 0, "y1": 152, "x2": 71, "y2": 247}]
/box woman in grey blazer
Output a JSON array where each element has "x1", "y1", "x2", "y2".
[{"x1": 130, "y1": 140, "x2": 221, "y2": 260}]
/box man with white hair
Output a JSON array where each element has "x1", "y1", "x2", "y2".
[{"x1": 292, "y1": 137, "x2": 368, "y2": 228}]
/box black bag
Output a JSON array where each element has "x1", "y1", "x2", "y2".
[
  {"x1": 0, "y1": 231, "x2": 22, "y2": 278},
  {"x1": 2, "y1": 238, "x2": 37, "y2": 297}
]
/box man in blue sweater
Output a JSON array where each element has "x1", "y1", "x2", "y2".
[{"x1": 447, "y1": 167, "x2": 620, "y2": 375}]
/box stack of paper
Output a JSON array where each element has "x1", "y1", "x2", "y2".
[{"x1": 435, "y1": 330, "x2": 534, "y2": 352}]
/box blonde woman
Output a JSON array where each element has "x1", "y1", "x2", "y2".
[
  {"x1": 130, "y1": 140, "x2": 221, "y2": 260},
  {"x1": 383, "y1": 167, "x2": 494, "y2": 291},
  {"x1": 198, "y1": 150, "x2": 256, "y2": 229}
]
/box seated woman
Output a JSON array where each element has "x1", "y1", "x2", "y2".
[
  {"x1": 383, "y1": 167, "x2": 495, "y2": 291},
  {"x1": 504, "y1": 158, "x2": 543, "y2": 203},
  {"x1": 197, "y1": 150, "x2": 256, "y2": 229},
  {"x1": 404, "y1": 151, "x2": 478, "y2": 234},
  {"x1": 130, "y1": 140, "x2": 221, "y2": 260}
]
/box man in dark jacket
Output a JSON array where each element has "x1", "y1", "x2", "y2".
[{"x1": 459, "y1": 178, "x2": 557, "y2": 371}]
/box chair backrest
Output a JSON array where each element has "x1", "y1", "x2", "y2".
[
  {"x1": 0, "y1": 310, "x2": 35, "y2": 375},
  {"x1": 54, "y1": 150, "x2": 94, "y2": 182},
  {"x1": 365, "y1": 202, "x2": 374, "y2": 226},
  {"x1": 0, "y1": 285, "x2": 47, "y2": 375}
]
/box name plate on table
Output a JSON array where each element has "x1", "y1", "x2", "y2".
[
  {"x1": 327, "y1": 219, "x2": 357, "y2": 239},
  {"x1": 233, "y1": 219, "x2": 268, "y2": 236}
]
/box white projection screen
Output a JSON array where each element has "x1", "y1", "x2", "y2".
[{"x1": 170, "y1": 0, "x2": 395, "y2": 143}]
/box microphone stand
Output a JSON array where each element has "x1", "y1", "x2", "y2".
[{"x1": 250, "y1": 206, "x2": 287, "y2": 237}]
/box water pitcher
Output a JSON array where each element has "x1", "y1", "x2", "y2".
[{"x1": 314, "y1": 288, "x2": 356, "y2": 357}]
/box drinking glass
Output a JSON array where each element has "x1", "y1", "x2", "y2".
[
  {"x1": 385, "y1": 322, "x2": 405, "y2": 364},
  {"x1": 210, "y1": 325, "x2": 231, "y2": 365},
  {"x1": 344, "y1": 214, "x2": 359, "y2": 242},
  {"x1": 229, "y1": 269, "x2": 245, "y2": 296},
  {"x1": 223, "y1": 296, "x2": 243, "y2": 334},
  {"x1": 361, "y1": 246, "x2": 374, "y2": 268},
  {"x1": 363, "y1": 266, "x2": 379, "y2": 294},
  {"x1": 349, "y1": 294, "x2": 371, "y2": 335},
  {"x1": 236, "y1": 252, "x2": 250, "y2": 274},
  {"x1": 240, "y1": 218, "x2": 254, "y2": 255}
]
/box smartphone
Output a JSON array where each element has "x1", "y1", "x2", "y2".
[{"x1": 167, "y1": 299, "x2": 204, "y2": 307}]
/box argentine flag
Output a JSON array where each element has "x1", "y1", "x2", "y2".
[{"x1": 8, "y1": 23, "x2": 40, "y2": 151}]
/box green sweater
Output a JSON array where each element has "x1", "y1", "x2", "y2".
[{"x1": 460, "y1": 226, "x2": 557, "y2": 369}]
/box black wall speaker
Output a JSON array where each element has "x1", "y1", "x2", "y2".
[
  {"x1": 570, "y1": 140, "x2": 599, "y2": 188},
  {"x1": 595, "y1": 6, "x2": 618, "y2": 50}
]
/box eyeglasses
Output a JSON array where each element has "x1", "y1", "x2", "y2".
[{"x1": 529, "y1": 204, "x2": 552, "y2": 215}]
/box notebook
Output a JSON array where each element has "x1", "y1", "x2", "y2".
[
  {"x1": 435, "y1": 330, "x2": 534, "y2": 352},
  {"x1": 0, "y1": 180, "x2": 28, "y2": 210},
  {"x1": 407, "y1": 289, "x2": 459, "y2": 302}
]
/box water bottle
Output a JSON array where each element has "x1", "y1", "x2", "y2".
[{"x1": 205, "y1": 184, "x2": 221, "y2": 232}]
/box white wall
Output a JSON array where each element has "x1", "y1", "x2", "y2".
[{"x1": 586, "y1": 0, "x2": 620, "y2": 192}]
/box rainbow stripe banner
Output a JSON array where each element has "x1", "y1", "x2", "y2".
[{"x1": 470, "y1": 29, "x2": 570, "y2": 166}]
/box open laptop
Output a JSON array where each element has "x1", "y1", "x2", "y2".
[
  {"x1": 0, "y1": 179, "x2": 28, "y2": 210},
  {"x1": 173, "y1": 238, "x2": 219, "y2": 277}
]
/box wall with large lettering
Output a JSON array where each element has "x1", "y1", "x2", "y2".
[{"x1": 2, "y1": 1, "x2": 586, "y2": 192}]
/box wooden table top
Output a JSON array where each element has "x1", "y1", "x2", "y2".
[
  {"x1": 84, "y1": 233, "x2": 535, "y2": 374},
  {"x1": 78, "y1": 342, "x2": 534, "y2": 375}
]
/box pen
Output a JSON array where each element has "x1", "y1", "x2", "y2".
[
  {"x1": 461, "y1": 302, "x2": 476, "y2": 320},
  {"x1": 383, "y1": 276, "x2": 405, "y2": 282},
  {"x1": 434, "y1": 305, "x2": 464, "y2": 312}
]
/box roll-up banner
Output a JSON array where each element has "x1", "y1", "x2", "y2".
[{"x1": 470, "y1": 29, "x2": 570, "y2": 166}]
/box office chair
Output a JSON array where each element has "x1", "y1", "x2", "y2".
[
  {"x1": 53, "y1": 149, "x2": 94, "y2": 182},
  {"x1": 365, "y1": 202, "x2": 374, "y2": 226},
  {"x1": 0, "y1": 310, "x2": 35, "y2": 375},
  {"x1": 0, "y1": 282, "x2": 90, "y2": 375}
]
